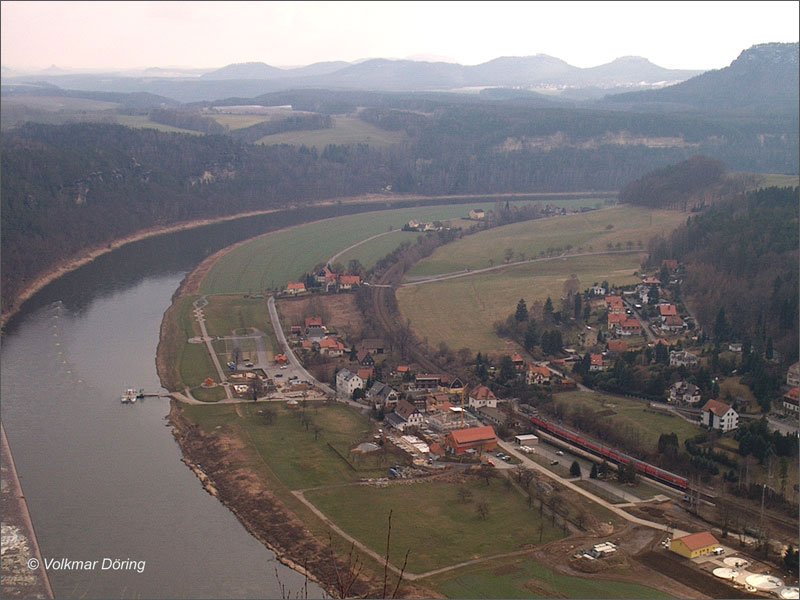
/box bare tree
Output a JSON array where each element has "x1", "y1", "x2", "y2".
[{"x1": 476, "y1": 501, "x2": 490, "y2": 520}]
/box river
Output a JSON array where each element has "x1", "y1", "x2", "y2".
[{"x1": 0, "y1": 209, "x2": 348, "y2": 599}]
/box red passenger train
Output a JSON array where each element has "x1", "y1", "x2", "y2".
[{"x1": 529, "y1": 415, "x2": 689, "y2": 490}]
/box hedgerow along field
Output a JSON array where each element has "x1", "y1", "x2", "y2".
[
  {"x1": 199, "y1": 200, "x2": 601, "y2": 295},
  {"x1": 407, "y1": 205, "x2": 686, "y2": 277},
  {"x1": 397, "y1": 252, "x2": 643, "y2": 353}
]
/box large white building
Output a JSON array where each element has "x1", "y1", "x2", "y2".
[
  {"x1": 336, "y1": 369, "x2": 364, "y2": 397},
  {"x1": 701, "y1": 399, "x2": 738, "y2": 433}
]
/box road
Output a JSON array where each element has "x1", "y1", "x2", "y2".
[
  {"x1": 400, "y1": 249, "x2": 641, "y2": 288},
  {"x1": 267, "y1": 296, "x2": 366, "y2": 410},
  {"x1": 326, "y1": 229, "x2": 401, "y2": 268},
  {"x1": 192, "y1": 296, "x2": 233, "y2": 400},
  {"x1": 497, "y1": 439, "x2": 690, "y2": 537}
]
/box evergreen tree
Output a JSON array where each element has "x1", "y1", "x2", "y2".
[
  {"x1": 589, "y1": 463, "x2": 599, "y2": 479},
  {"x1": 524, "y1": 320, "x2": 539, "y2": 351},
  {"x1": 515, "y1": 298, "x2": 529, "y2": 322}
]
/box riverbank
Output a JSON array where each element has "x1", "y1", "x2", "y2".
[
  {"x1": 1, "y1": 190, "x2": 615, "y2": 330},
  {"x1": 1, "y1": 423, "x2": 54, "y2": 599},
  {"x1": 166, "y1": 402, "x2": 430, "y2": 599}
]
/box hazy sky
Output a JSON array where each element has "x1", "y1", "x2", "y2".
[{"x1": 2, "y1": 1, "x2": 798, "y2": 72}]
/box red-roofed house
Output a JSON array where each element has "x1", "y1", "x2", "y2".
[
  {"x1": 319, "y1": 337, "x2": 346, "y2": 357},
  {"x1": 356, "y1": 367, "x2": 374, "y2": 381},
  {"x1": 607, "y1": 340, "x2": 628, "y2": 354},
  {"x1": 445, "y1": 426, "x2": 497, "y2": 455},
  {"x1": 285, "y1": 282, "x2": 306, "y2": 295},
  {"x1": 782, "y1": 387, "x2": 799, "y2": 415},
  {"x1": 616, "y1": 318, "x2": 642, "y2": 336},
  {"x1": 338, "y1": 274, "x2": 361, "y2": 290},
  {"x1": 669, "y1": 532, "x2": 720, "y2": 559},
  {"x1": 659, "y1": 304, "x2": 678, "y2": 317},
  {"x1": 605, "y1": 295, "x2": 625, "y2": 313},
  {"x1": 511, "y1": 353, "x2": 525, "y2": 370},
  {"x1": 642, "y1": 276, "x2": 661, "y2": 286},
  {"x1": 526, "y1": 365, "x2": 551, "y2": 386},
  {"x1": 701, "y1": 399, "x2": 738, "y2": 432},
  {"x1": 589, "y1": 354, "x2": 607, "y2": 372},
  {"x1": 305, "y1": 316, "x2": 324, "y2": 328},
  {"x1": 468, "y1": 385, "x2": 498, "y2": 409},
  {"x1": 662, "y1": 259, "x2": 679, "y2": 272},
  {"x1": 661, "y1": 315, "x2": 685, "y2": 332},
  {"x1": 607, "y1": 312, "x2": 626, "y2": 328}
]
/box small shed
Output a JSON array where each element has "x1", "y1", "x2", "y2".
[{"x1": 515, "y1": 434, "x2": 539, "y2": 446}]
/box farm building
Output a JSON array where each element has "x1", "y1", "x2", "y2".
[
  {"x1": 445, "y1": 425, "x2": 497, "y2": 455},
  {"x1": 669, "y1": 532, "x2": 720, "y2": 559}
]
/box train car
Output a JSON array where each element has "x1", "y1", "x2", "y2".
[{"x1": 530, "y1": 415, "x2": 688, "y2": 490}]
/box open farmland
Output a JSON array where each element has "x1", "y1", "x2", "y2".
[
  {"x1": 407, "y1": 206, "x2": 686, "y2": 277},
  {"x1": 552, "y1": 391, "x2": 704, "y2": 453},
  {"x1": 115, "y1": 114, "x2": 202, "y2": 134},
  {"x1": 397, "y1": 253, "x2": 642, "y2": 353},
  {"x1": 257, "y1": 115, "x2": 408, "y2": 148},
  {"x1": 304, "y1": 478, "x2": 565, "y2": 574},
  {"x1": 200, "y1": 203, "x2": 528, "y2": 294}
]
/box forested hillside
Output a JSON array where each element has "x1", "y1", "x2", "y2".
[{"x1": 647, "y1": 186, "x2": 799, "y2": 362}]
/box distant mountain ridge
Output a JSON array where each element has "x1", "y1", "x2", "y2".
[
  {"x1": 606, "y1": 42, "x2": 799, "y2": 113},
  {"x1": 2, "y1": 53, "x2": 702, "y2": 102}
]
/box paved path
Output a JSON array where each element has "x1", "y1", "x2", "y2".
[
  {"x1": 192, "y1": 296, "x2": 233, "y2": 400},
  {"x1": 497, "y1": 439, "x2": 689, "y2": 537},
  {"x1": 327, "y1": 230, "x2": 401, "y2": 268},
  {"x1": 400, "y1": 249, "x2": 641, "y2": 287}
]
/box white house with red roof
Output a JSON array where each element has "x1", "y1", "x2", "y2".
[
  {"x1": 468, "y1": 385, "x2": 498, "y2": 409},
  {"x1": 285, "y1": 281, "x2": 307, "y2": 295},
  {"x1": 701, "y1": 399, "x2": 738, "y2": 432},
  {"x1": 526, "y1": 364, "x2": 551, "y2": 385}
]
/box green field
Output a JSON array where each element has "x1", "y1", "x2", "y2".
[
  {"x1": 305, "y1": 477, "x2": 565, "y2": 574},
  {"x1": 209, "y1": 113, "x2": 272, "y2": 130},
  {"x1": 334, "y1": 230, "x2": 423, "y2": 270},
  {"x1": 115, "y1": 114, "x2": 201, "y2": 134},
  {"x1": 753, "y1": 173, "x2": 800, "y2": 189},
  {"x1": 1, "y1": 95, "x2": 121, "y2": 112},
  {"x1": 256, "y1": 115, "x2": 408, "y2": 148},
  {"x1": 200, "y1": 204, "x2": 520, "y2": 294},
  {"x1": 397, "y1": 253, "x2": 642, "y2": 353},
  {"x1": 201, "y1": 295, "x2": 276, "y2": 345},
  {"x1": 553, "y1": 391, "x2": 704, "y2": 453},
  {"x1": 427, "y1": 554, "x2": 670, "y2": 599},
  {"x1": 407, "y1": 206, "x2": 685, "y2": 277}
]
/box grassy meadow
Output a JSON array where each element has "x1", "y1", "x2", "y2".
[
  {"x1": 426, "y1": 553, "x2": 670, "y2": 599},
  {"x1": 256, "y1": 115, "x2": 408, "y2": 148},
  {"x1": 397, "y1": 253, "x2": 642, "y2": 353},
  {"x1": 552, "y1": 391, "x2": 704, "y2": 453},
  {"x1": 407, "y1": 206, "x2": 686, "y2": 277},
  {"x1": 305, "y1": 477, "x2": 565, "y2": 574}
]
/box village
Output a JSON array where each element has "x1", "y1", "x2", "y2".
[{"x1": 176, "y1": 206, "x2": 798, "y2": 599}]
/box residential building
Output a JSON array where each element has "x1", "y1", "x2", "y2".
[
  {"x1": 361, "y1": 338, "x2": 387, "y2": 355},
  {"x1": 589, "y1": 354, "x2": 607, "y2": 372},
  {"x1": 414, "y1": 374, "x2": 442, "y2": 390},
  {"x1": 338, "y1": 274, "x2": 361, "y2": 290},
  {"x1": 511, "y1": 353, "x2": 526, "y2": 370},
  {"x1": 305, "y1": 316, "x2": 324, "y2": 329},
  {"x1": 445, "y1": 425, "x2": 498, "y2": 455},
  {"x1": 658, "y1": 304, "x2": 678, "y2": 318},
  {"x1": 478, "y1": 405, "x2": 506, "y2": 427},
  {"x1": 336, "y1": 369, "x2": 364, "y2": 396},
  {"x1": 661, "y1": 315, "x2": 685, "y2": 332},
  {"x1": 701, "y1": 399, "x2": 738, "y2": 432},
  {"x1": 787, "y1": 362, "x2": 800, "y2": 387},
  {"x1": 526, "y1": 364, "x2": 551, "y2": 386},
  {"x1": 669, "y1": 381, "x2": 701, "y2": 405},
  {"x1": 669, "y1": 532, "x2": 720, "y2": 559},
  {"x1": 782, "y1": 388, "x2": 799, "y2": 415},
  {"x1": 318, "y1": 337, "x2": 346, "y2": 357},
  {"x1": 285, "y1": 282, "x2": 306, "y2": 295},
  {"x1": 670, "y1": 350, "x2": 699, "y2": 368},
  {"x1": 605, "y1": 295, "x2": 625, "y2": 313},
  {"x1": 616, "y1": 318, "x2": 641, "y2": 336},
  {"x1": 468, "y1": 385, "x2": 497, "y2": 409},
  {"x1": 589, "y1": 285, "x2": 607, "y2": 296},
  {"x1": 356, "y1": 367, "x2": 374, "y2": 382},
  {"x1": 394, "y1": 399, "x2": 423, "y2": 427},
  {"x1": 367, "y1": 381, "x2": 399, "y2": 410},
  {"x1": 356, "y1": 350, "x2": 375, "y2": 366}
]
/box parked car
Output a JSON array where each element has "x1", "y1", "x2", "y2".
[
  {"x1": 550, "y1": 460, "x2": 559, "y2": 465},
  {"x1": 555, "y1": 450, "x2": 564, "y2": 456}
]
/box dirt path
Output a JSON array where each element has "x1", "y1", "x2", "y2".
[{"x1": 327, "y1": 229, "x2": 402, "y2": 268}]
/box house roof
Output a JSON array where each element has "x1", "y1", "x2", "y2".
[
  {"x1": 605, "y1": 295, "x2": 624, "y2": 309},
  {"x1": 319, "y1": 337, "x2": 344, "y2": 349},
  {"x1": 664, "y1": 315, "x2": 684, "y2": 326},
  {"x1": 305, "y1": 316, "x2": 323, "y2": 327},
  {"x1": 620, "y1": 318, "x2": 641, "y2": 329},
  {"x1": 470, "y1": 385, "x2": 496, "y2": 401},
  {"x1": 339, "y1": 274, "x2": 361, "y2": 285},
  {"x1": 608, "y1": 312, "x2": 626, "y2": 324},
  {"x1": 607, "y1": 340, "x2": 628, "y2": 352},
  {"x1": 395, "y1": 399, "x2": 419, "y2": 420},
  {"x1": 642, "y1": 277, "x2": 662, "y2": 285},
  {"x1": 362, "y1": 338, "x2": 386, "y2": 350},
  {"x1": 356, "y1": 368, "x2": 374, "y2": 380},
  {"x1": 702, "y1": 399, "x2": 734, "y2": 417},
  {"x1": 673, "y1": 531, "x2": 719, "y2": 551},
  {"x1": 591, "y1": 354, "x2": 605, "y2": 366},
  {"x1": 396, "y1": 365, "x2": 410, "y2": 373},
  {"x1": 784, "y1": 387, "x2": 800, "y2": 402},
  {"x1": 449, "y1": 425, "x2": 497, "y2": 445},
  {"x1": 659, "y1": 304, "x2": 678, "y2": 317},
  {"x1": 287, "y1": 282, "x2": 306, "y2": 290},
  {"x1": 415, "y1": 373, "x2": 441, "y2": 381},
  {"x1": 511, "y1": 353, "x2": 525, "y2": 363},
  {"x1": 356, "y1": 349, "x2": 373, "y2": 362},
  {"x1": 528, "y1": 365, "x2": 550, "y2": 378}
]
